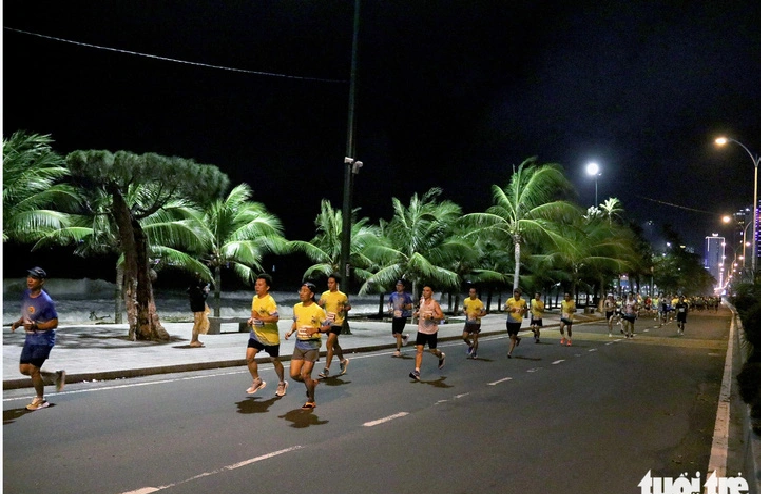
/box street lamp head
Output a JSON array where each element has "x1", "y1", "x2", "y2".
[
  {"x1": 586, "y1": 162, "x2": 600, "y2": 176},
  {"x1": 715, "y1": 137, "x2": 728, "y2": 146},
  {"x1": 722, "y1": 215, "x2": 731, "y2": 223}
]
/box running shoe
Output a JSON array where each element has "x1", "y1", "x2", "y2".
[
  {"x1": 25, "y1": 397, "x2": 50, "y2": 411},
  {"x1": 560, "y1": 337, "x2": 566, "y2": 346},
  {"x1": 393, "y1": 350, "x2": 402, "y2": 357},
  {"x1": 246, "y1": 378, "x2": 266, "y2": 394},
  {"x1": 302, "y1": 401, "x2": 316, "y2": 410},
  {"x1": 472, "y1": 351, "x2": 478, "y2": 360},
  {"x1": 339, "y1": 359, "x2": 349, "y2": 376},
  {"x1": 55, "y1": 370, "x2": 66, "y2": 392},
  {"x1": 409, "y1": 370, "x2": 421, "y2": 380},
  {"x1": 466, "y1": 345, "x2": 474, "y2": 356},
  {"x1": 438, "y1": 352, "x2": 446, "y2": 370},
  {"x1": 275, "y1": 381, "x2": 289, "y2": 397},
  {"x1": 566, "y1": 340, "x2": 572, "y2": 347},
  {"x1": 402, "y1": 334, "x2": 409, "y2": 345},
  {"x1": 507, "y1": 353, "x2": 512, "y2": 359},
  {"x1": 318, "y1": 368, "x2": 330, "y2": 378}
]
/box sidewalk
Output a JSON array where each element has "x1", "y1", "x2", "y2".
[{"x1": 2, "y1": 311, "x2": 602, "y2": 390}]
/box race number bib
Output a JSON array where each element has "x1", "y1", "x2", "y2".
[
  {"x1": 393, "y1": 310, "x2": 402, "y2": 317},
  {"x1": 297, "y1": 326, "x2": 312, "y2": 338}
]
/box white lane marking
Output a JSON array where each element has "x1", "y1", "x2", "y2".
[
  {"x1": 119, "y1": 446, "x2": 303, "y2": 494},
  {"x1": 487, "y1": 377, "x2": 513, "y2": 386},
  {"x1": 363, "y1": 412, "x2": 409, "y2": 427},
  {"x1": 3, "y1": 379, "x2": 177, "y2": 402},
  {"x1": 551, "y1": 360, "x2": 564, "y2": 365},
  {"x1": 526, "y1": 367, "x2": 539, "y2": 373},
  {"x1": 454, "y1": 393, "x2": 469, "y2": 399},
  {"x1": 588, "y1": 348, "x2": 597, "y2": 352}
]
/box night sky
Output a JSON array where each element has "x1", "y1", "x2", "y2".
[{"x1": 4, "y1": 1, "x2": 760, "y2": 284}]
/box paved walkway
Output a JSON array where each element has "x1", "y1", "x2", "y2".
[{"x1": 2, "y1": 311, "x2": 603, "y2": 389}]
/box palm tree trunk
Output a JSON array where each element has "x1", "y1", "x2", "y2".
[
  {"x1": 114, "y1": 263, "x2": 123, "y2": 324},
  {"x1": 513, "y1": 239, "x2": 521, "y2": 290},
  {"x1": 213, "y1": 265, "x2": 221, "y2": 317}
]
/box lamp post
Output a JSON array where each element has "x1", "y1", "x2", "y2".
[
  {"x1": 715, "y1": 137, "x2": 761, "y2": 279},
  {"x1": 585, "y1": 162, "x2": 601, "y2": 206}
]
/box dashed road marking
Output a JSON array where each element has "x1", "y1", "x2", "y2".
[
  {"x1": 363, "y1": 412, "x2": 409, "y2": 427},
  {"x1": 552, "y1": 360, "x2": 565, "y2": 365},
  {"x1": 487, "y1": 377, "x2": 513, "y2": 386},
  {"x1": 119, "y1": 446, "x2": 304, "y2": 494}
]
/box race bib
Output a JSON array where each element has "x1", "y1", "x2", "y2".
[
  {"x1": 562, "y1": 312, "x2": 571, "y2": 319},
  {"x1": 679, "y1": 308, "x2": 686, "y2": 313},
  {"x1": 297, "y1": 326, "x2": 312, "y2": 338},
  {"x1": 393, "y1": 310, "x2": 402, "y2": 317},
  {"x1": 326, "y1": 312, "x2": 336, "y2": 324}
]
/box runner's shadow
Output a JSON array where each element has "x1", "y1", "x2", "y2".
[
  {"x1": 320, "y1": 377, "x2": 351, "y2": 387},
  {"x1": 468, "y1": 358, "x2": 494, "y2": 362},
  {"x1": 278, "y1": 409, "x2": 329, "y2": 428},
  {"x1": 235, "y1": 396, "x2": 279, "y2": 414},
  {"x1": 414, "y1": 376, "x2": 454, "y2": 388},
  {"x1": 3, "y1": 404, "x2": 56, "y2": 424},
  {"x1": 513, "y1": 355, "x2": 542, "y2": 361}
]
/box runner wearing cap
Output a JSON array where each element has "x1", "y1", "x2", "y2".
[
  {"x1": 10, "y1": 267, "x2": 65, "y2": 410},
  {"x1": 285, "y1": 282, "x2": 331, "y2": 409}
]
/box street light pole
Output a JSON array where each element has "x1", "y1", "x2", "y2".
[
  {"x1": 340, "y1": 0, "x2": 361, "y2": 292},
  {"x1": 715, "y1": 137, "x2": 761, "y2": 280}
]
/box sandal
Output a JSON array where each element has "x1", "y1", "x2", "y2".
[{"x1": 302, "y1": 402, "x2": 316, "y2": 410}]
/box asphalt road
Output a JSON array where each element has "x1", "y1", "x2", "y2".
[{"x1": 3, "y1": 309, "x2": 731, "y2": 494}]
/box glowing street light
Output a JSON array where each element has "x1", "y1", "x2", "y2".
[
  {"x1": 585, "y1": 162, "x2": 601, "y2": 206},
  {"x1": 715, "y1": 136, "x2": 761, "y2": 277}
]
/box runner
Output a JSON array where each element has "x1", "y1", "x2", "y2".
[
  {"x1": 603, "y1": 293, "x2": 616, "y2": 337},
  {"x1": 318, "y1": 274, "x2": 351, "y2": 378},
  {"x1": 622, "y1": 292, "x2": 639, "y2": 338},
  {"x1": 559, "y1": 292, "x2": 576, "y2": 346},
  {"x1": 675, "y1": 295, "x2": 689, "y2": 335},
  {"x1": 10, "y1": 267, "x2": 65, "y2": 410},
  {"x1": 285, "y1": 282, "x2": 331, "y2": 409},
  {"x1": 504, "y1": 288, "x2": 527, "y2": 358},
  {"x1": 462, "y1": 287, "x2": 486, "y2": 359},
  {"x1": 245, "y1": 274, "x2": 288, "y2": 397},
  {"x1": 530, "y1": 291, "x2": 544, "y2": 343},
  {"x1": 388, "y1": 280, "x2": 412, "y2": 357},
  {"x1": 408, "y1": 285, "x2": 446, "y2": 380}
]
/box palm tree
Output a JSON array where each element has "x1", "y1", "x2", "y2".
[
  {"x1": 359, "y1": 188, "x2": 462, "y2": 300},
  {"x1": 462, "y1": 158, "x2": 579, "y2": 291},
  {"x1": 598, "y1": 197, "x2": 624, "y2": 225},
  {"x1": 191, "y1": 184, "x2": 288, "y2": 316},
  {"x1": 2, "y1": 131, "x2": 81, "y2": 242},
  {"x1": 288, "y1": 199, "x2": 383, "y2": 283},
  {"x1": 33, "y1": 187, "x2": 212, "y2": 323}
]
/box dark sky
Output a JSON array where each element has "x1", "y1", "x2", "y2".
[{"x1": 4, "y1": 1, "x2": 760, "y2": 282}]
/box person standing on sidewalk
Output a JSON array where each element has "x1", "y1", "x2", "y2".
[
  {"x1": 462, "y1": 287, "x2": 486, "y2": 358},
  {"x1": 388, "y1": 280, "x2": 412, "y2": 357},
  {"x1": 318, "y1": 274, "x2": 351, "y2": 378},
  {"x1": 559, "y1": 292, "x2": 576, "y2": 346},
  {"x1": 530, "y1": 291, "x2": 544, "y2": 343},
  {"x1": 285, "y1": 282, "x2": 330, "y2": 409},
  {"x1": 246, "y1": 274, "x2": 288, "y2": 397},
  {"x1": 409, "y1": 285, "x2": 446, "y2": 380},
  {"x1": 504, "y1": 288, "x2": 527, "y2": 358},
  {"x1": 187, "y1": 275, "x2": 210, "y2": 348},
  {"x1": 675, "y1": 295, "x2": 689, "y2": 335},
  {"x1": 10, "y1": 267, "x2": 65, "y2": 411}
]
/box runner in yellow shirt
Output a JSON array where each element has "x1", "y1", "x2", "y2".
[
  {"x1": 318, "y1": 274, "x2": 351, "y2": 378},
  {"x1": 504, "y1": 288, "x2": 527, "y2": 358},
  {"x1": 559, "y1": 292, "x2": 576, "y2": 346},
  {"x1": 462, "y1": 287, "x2": 486, "y2": 359},
  {"x1": 530, "y1": 292, "x2": 544, "y2": 343}
]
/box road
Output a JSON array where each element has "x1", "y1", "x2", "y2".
[{"x1": 3, "y1": 309, "x2": 731, "y2": 494}]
